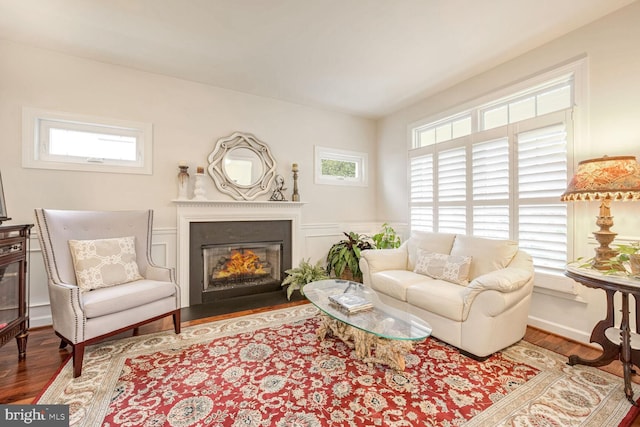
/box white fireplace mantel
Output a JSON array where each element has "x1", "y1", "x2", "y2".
[{"x1": 174, "y1": 199, "x2": 306, "y2": 307}]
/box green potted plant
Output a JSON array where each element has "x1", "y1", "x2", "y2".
[
  {"x1": 281, "y1": 258, "x2": 328, "y2": 299},
  {"x1": 606, "y1": 242, "x2": 640, "y2": 276},
  {"x1": 372, "y1": 222, "x2": 401, "y2": 249},
  {"x1": 326, "y1": 231, "x2": 374, "y2": 282}
]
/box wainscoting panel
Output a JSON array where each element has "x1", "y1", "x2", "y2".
[{"x1": 27, "y1": 222, "x2": 597, "y2": 347}]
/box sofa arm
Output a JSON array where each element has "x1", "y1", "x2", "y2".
[
  {"x1": 462, "y1": 265, "x2": 534, "y2": 318},
  {"x1": 48, "y1": 281, "x2": 86, "y2": 344},
  {"x1": 360, "y1": 248, "x2": 408, "y2": 287},
  {"x1": 468, "y1": 266, "x2": 533, "y2": 293},
  {"x1": 359, "y1": 248, "x2": 408, "y2": 286},
  {"x1": 360, "y1": 248, "x2": 407, "y2": 272}
]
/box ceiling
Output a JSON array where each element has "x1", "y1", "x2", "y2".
[{"x1": 0, "y1": 0, "x2": 635, "y2": 118}]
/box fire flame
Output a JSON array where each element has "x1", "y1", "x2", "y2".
[{"x1": 216, "y1": 250, "x2": 266, "y2": 278}]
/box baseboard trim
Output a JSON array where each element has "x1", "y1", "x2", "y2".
[{"x1": 528, "y1": 314, "x2": 593, "y2": 346}]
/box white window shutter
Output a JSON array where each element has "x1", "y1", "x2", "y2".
[
  {"x1": 410, "y1": 155, "x2": 434, "y2": 231},
  {"x1": 517, "y1": 123, "x2": 568, "y2": 275}
]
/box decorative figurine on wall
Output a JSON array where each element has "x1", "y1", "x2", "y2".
[
  {"x1": 269, "y1": 175, "x2": 287, "y2": 201},
  {"x1": 291, "y1": 163, "x2": 300, "y2": 201}
]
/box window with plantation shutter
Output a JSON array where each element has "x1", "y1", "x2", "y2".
[
  {"x1": 410, "y1": 155, "x2": 433, "y2": 231},
  {"x1": 408, "y1": 62, "x2": 584, "y2": 293},
  {"x1": 437, "y1": 147, "x2": 467, "y2": 233},
  {"x1": 516, "y1": 122, "x2": 569, "y2": 275},
  {"x1": 472, "y1": 138, "x2": 510, "y2": 239},
  {"x1": 438, "y1": 148, "x2": 466, "y2": 202}
]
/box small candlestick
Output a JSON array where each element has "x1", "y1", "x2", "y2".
[
  {"x1": 177, "y1": 164, "x2": 189, "y2": 200},
  {"x1": 192, "y1": 169, "x2": 207, "y2": 201},
  {"x1": 291, "y1": 163, "x2": 300, "y2": 202}
]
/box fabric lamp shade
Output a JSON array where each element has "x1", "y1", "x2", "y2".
[
  {"x1": 561, "y1": 155, "x2": 640, "y2": 270},
  {"x1": 561, "y1": 155, "x2": 640, "y2": 202}
]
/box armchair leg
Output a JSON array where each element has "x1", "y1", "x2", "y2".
[
  {"x1": 72, "y1": 343, "x2": 85, "y2": 378},
  {"x1": 59, "y1": 339, "x2": 68, "y2": 349},
  {"x1": 173, "y1": 309, "x2": 181, "y2": 334}
]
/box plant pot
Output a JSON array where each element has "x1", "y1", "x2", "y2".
[
  {"x1": 339, "y1": 267, "x2": 355, "y2": 282},
  {"x1": 630, "y1": 254, "x2": 640, "y2": 275}
]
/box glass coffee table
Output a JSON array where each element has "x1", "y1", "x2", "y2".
[{"x1": 304, "y1": 279, "x2": 432, "y2": 370}]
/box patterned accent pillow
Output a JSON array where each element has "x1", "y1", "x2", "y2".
[
  {"x1": 68, "y1": 236, "x2": 143, "y2": 292},
  {"x1": 413, "y1": 249, "x2": 473, "y2": 286}
]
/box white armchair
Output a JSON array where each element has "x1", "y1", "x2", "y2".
[{"x1": 34, "y1": 209, "x2": 181, "y2": 377}]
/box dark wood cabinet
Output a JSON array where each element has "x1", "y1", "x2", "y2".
[{"x1": 0, "y1": 224, "x2": 33, "y2": 359}]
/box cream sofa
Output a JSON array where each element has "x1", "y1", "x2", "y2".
[{"x1": 359, "y1": 232, "x2": 534, "y2": 359}]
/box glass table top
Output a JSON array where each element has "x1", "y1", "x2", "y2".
[{"x1": 304, "y1": 279, "x2": 432, "y2": 341}]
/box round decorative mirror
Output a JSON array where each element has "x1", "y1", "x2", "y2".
[
  {"x1": 223, "y1": 147, "x2": 265, "y2": 187},
  {"x1": 207, "y1": 132, "x2": 276, "y2": 200}
]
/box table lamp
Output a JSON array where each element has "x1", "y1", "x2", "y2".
[{"x1": 560, "y1": 155, "x2": 640, "y2": 270}]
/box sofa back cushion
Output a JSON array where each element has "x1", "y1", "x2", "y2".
[
  {"x1": 450, "y1": 235, "x2": 518, "y2": 279},
  {"x1": 406, "y1": 232, "x2": 456, "y2": 271}
]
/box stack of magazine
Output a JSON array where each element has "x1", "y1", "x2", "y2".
[{"x1": 328, "y1": 293, "x2": 373, "y2": 314}]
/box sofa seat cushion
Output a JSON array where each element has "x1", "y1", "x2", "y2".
[
  {"x1": 370, "y1": 270, "x2": 428, "y2": 302},
  {"x1": 82, "y1": 279, "x2": 176, "y2": 318},
  {"x1": 406, "y1": 280, "x2": 466, "y2": 321}
]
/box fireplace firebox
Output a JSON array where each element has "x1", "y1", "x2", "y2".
[
  {"x1": 203, "y1": 241, "x2": 282, "y2": 291},
  {"x1": 189, "y1": 220, "x2": 291, "y2": 306}
]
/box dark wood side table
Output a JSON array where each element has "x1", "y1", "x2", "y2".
[
  {"x1": 0, "y1": 224, "x2": 33, "y2": 359},
  {"x1": 565, "y1": 266, "x2": 640, "y2": 405}
]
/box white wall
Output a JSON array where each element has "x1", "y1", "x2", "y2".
[
  {"x1": 0, "y1": 40, "x2": 378, "y2": 326},
  {"x1": 0, "y1": 40, "x2": 378, "y2": 227},
  {"x1": 376, "y1": 2, "x2": 640, "y2": 343}
]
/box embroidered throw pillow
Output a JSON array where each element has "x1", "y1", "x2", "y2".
[
  {"x1": 68, "y1": 236, "x2": 143, "y2": 291},
  {"x1": 413, "y1": 249, "x2": 473, "y2": 286}
]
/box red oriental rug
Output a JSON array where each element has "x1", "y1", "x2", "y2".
[{"x1": 35, "y1": 305, "x2": 640, "y2": 426}]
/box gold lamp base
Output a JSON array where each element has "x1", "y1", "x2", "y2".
[{"x1": 591, "y1": 199, "x2": 618, "y2": 270}]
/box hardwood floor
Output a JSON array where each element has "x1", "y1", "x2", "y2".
[{"x1": 0, "y1": 302, "x2": 638, "y2": 425}]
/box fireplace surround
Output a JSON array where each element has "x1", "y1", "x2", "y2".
[
  {"x1": 175, "y1": 200, "x2": 305, "y2": 307},
  {"x1": 190, "y1": 220, "x2": 291, "y2": 305}
]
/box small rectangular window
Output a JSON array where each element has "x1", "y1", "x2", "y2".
[
  {"x1": 417, "y1": 128, "x2": 435, "y2": 147},
  {"x1": 22, "y1": 108, "x2": 152, "y2": 174},
  {"x1": 435, "y1": 124, "x2": 451, "y2": 143},
  {"x1": 314, "y1": 146, "x2": 368, "y2": 186},
  {"x1": 483, "y1": 105, "x2": 508, "y2": 130},
  {"x1": 509, "y1": 97, "x2": 536, "y2": 122},
  {"x1": 413, "y1": 114, "x2": 471, "y2": 148},
  {"x1": 537, "y1": 85, "x2": 571, "y2": 115},
  {"x1": 452, "y1": 117, "x2": 472, "y2": 138},
  {"x1": 479, "y1": 77, "x2": 573, "y2": 131}
]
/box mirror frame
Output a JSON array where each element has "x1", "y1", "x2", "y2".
[{"x1": 207, "y1": 132, "x2": 277, "y2": 200}]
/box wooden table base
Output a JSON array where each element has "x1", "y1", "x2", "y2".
[
  {"x1": 316, "y1": 314, "x2": 420, "y2": 371},
  {"x1": 566, "y1": 268, "x2": 640, "y2": 406}
]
